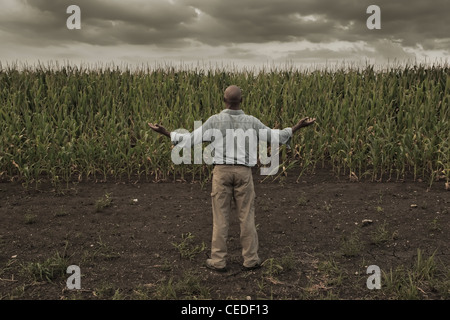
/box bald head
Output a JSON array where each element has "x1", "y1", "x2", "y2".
[{"x1": 224, "y1": 85, "x2": 242, "y2": 109}]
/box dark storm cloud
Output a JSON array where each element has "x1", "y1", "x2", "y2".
[
  {"x1": 182, "y1": 0, "x2": 450, "y2": 48},
  {"x1": 0, "y1": 0, "x2": 198, "y2": 46},
  {"x1": 0, "y1": 0, "x2": 448, "y2": 64}
]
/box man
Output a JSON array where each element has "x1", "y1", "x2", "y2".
[{"x1": 149, "y1": 85, "x2": 315, "y2": 272}]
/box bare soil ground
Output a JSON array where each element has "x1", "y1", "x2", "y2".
[{"x1": 1, "y1": 168, "x2": 449, "y2": 300}]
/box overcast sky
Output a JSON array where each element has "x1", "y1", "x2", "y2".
[{"x1": 0, "y1": 0, "x2": 449, "y2": 70}]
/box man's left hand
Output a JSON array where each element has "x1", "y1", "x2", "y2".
[{"x1": 148, "y1": 123, "x2": 170, "y2": 137}]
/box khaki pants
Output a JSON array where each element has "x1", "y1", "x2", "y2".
[{"x1": 209, "y1": 165, "x2": 260, "y2": 268}]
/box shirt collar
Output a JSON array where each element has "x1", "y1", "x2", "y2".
[{"x1": 221, "y1": 109, "x2": 245, "y2": 115}]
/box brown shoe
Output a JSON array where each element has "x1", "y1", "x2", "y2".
[
  {"x1": 242, "y1": 263, "x2": 262, "y2": 271},
  {"x1": 205, "y1": 259, "x2": 227, "y2": 273}
]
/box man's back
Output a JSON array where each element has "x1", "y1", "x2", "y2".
[{"x1": 171, "y1": 109, "x2": 292, "y2": 166}]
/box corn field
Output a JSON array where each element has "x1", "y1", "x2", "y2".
[{"x1": 0, "y1": 63, "x2": 449, "y2": 187}]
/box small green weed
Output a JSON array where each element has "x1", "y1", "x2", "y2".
[
  {"x1": 340, "y1": 230, "x2": 363, "y2": 257},
  {"x1": 95, "y1": 192, "x2": 112, "y2": 212},
  {"x1": 172, "y1": 233, "x2": 206, "y2": 260},
  {"x1": 20, "y1": 251, "x2": 69, "y2": 282}
]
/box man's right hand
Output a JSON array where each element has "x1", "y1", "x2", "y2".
[{"x1": 293, "y1": 117, "x2": 316, "y2": 133}]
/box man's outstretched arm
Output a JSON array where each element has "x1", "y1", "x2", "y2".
[
  {"x1": 148, "y1": 121, "x2": 211, "y2": 148},
  {"x1": 148, "y1": 123, "x2": 171, "y2": 138}
]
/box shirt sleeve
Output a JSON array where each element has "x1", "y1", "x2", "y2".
[
  {"x1": 170, "y1": 116, "x2": 214, "y2": 148},
  {"x1": 252, "y1": 117, "x2": 293, "y2": 148}
]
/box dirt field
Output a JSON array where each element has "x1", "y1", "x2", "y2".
[{"x1": 1, "y1": 168, "x2": 449, "y2": 300}]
